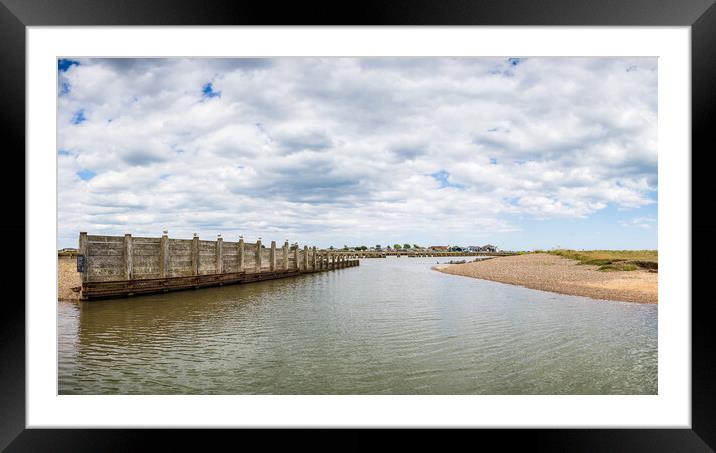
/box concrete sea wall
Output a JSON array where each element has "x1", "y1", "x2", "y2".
[{"x1": 77, "y1": 232, "x2": 358, "y2": 300}]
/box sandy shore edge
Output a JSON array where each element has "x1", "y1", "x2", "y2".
[
  {"x1": 58, "y1": 256, "x2": 81, "y2": 301},
  {"x1": 433, "y1": 253, "x2": 657, "y2": 304}
]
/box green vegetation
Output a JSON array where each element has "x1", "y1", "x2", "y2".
[
  {"x1": 403, "y1": 244, "x2": 411, "y2": 249},
  {"x1": 597, "y1": 263, "x2": 639, "y2": 272},
  {"x1": 547, "y1": 249, "x2": 657, "y2": 272},
  {"x1": 394, "y1": 244, "x2": 402, "y2": 249}
]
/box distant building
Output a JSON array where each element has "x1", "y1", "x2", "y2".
[{"x1": 463, "y1": 245, "x2": 499, "y2": 252}]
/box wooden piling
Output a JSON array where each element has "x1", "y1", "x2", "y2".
[
  {"x1": 216, "y1": 236, "x2": 224, "y2": 274},
  {"x1": 124, "y1": 234, "x2": 133, "y2": 280},
  {"x1": 238, "y1": 237, "x2": 245, "y2": 272},
  {"x1": 283, "y1": 240, "x2": 289, "y2": 271},
  {"x1": 160, "y1": 231, "x2": 169, "y2": 278},
  {"x1": 78, "y1": 232, "x2": 88, "y2": 283},
  {"x1": 191, "y1": 235, "x2": 199, "y2": 276}
]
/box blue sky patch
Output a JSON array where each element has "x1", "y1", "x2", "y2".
[
  {"x1": 59, "y1": 81, "x2": 71, "y2": 96},
  {"x1": 202, "y1": 82, "x2": 221, "y2": 98},
  {"x1": 72, "y1": 110, "x2": 86, "y2": 124},
  {"x1": 77, "y1": 169, "x2": 96, "y2": 181},
  {"x1": 58, "y1": 59, "x2": 79, "y2": 72},
  {"x1": 508, "y1": 58, "x2": 522, "y2": 66},
  {"x1": 490, "y1": 158, "x2": 497, "y2": 165},
  {"x1": 58, "y1": 149, "x2": 71, "y2": 156},
  {"x1": 430, "y1": 170, "x2": 465, "y2": 189}
]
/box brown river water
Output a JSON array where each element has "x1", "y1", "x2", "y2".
[{"x1": 58, "y1": 257, "x2": 657, "y2": 394}]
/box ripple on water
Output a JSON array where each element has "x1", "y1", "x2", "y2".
[{"x1": 58, "y1": 258, "x2": 657, "y2": 394}]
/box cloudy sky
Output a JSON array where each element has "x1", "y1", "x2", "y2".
[{"x1": 57, "y1": 57, "x2": 657, "y2": 250}]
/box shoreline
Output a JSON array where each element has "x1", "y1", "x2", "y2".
[
  {"x1": 58, "y1": 256, "x2": 81, "y2": 301},
  {"x1": 433, "y1": 253, "x2": 657, "y2": 304}
]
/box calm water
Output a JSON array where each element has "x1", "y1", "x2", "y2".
[{"x1": 58, "y1": 257, "x2": 657, "y2": 394}]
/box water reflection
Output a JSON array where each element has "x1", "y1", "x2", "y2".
[{"x1": 58, "y1": 258, "x2": 657, "y2": 394}]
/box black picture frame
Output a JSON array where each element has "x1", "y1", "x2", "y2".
[{"x1": 2, "y1": 0, "x2": 713, "y2": 450}]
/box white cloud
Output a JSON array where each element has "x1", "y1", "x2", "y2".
[
  {"x1": 619, "y1": 216, "x2": 657, "y2": 229},
  {"x1": 57, "y1": 57, "x2": 657, "y2": 248}
]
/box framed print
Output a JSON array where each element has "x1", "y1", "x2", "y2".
[{"x1": 3, "y1": 0, "x2": 714, "y2": 450}]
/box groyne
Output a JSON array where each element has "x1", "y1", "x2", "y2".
[{"x1": 76, "y1": 232, "x2": 358, "y2": 300}]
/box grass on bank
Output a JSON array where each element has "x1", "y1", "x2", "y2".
[{"x1": 546, "y1": 249, "x2": 658, "y2": 272}]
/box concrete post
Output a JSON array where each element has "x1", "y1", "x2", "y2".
[
  {"x1": 191, "y1": 235, "x2": 199, "y2": 276},
  {"x1": 216, "y1": 235, "x2": 224, "y2": 274},
  {"x1": 294, "y1": 244, "x2": 300, "y2": 270},
  {"x1": 303, "y1": 245, "x2": 309, "y2": 270},
  {"x1": 312, "y1": 246, "x2": 317, "y2": 270},
  {"x1": 255, "y1": 239, "x2": 262, "y2": 272},
  {"x1": 124, "y1": 234, "x2": 133, "y2": 280},
  {"x1": 283, "y1": 240, "x2": 289, "y2": 271},
  {"x1": 160, "y1": 231, "x2": 169, "y2": 278},
  {"x1": 238, "y1": 237, "x2": 245, "y2": 272},
  {"x1": 78, "y1": 232, "x2": 88, "y2": 283},
  {"x1": 331, "y1": 254, "x2": 336, "y2": 270},
  {"x1": 270, "y1": 241, "x2": 276, "y2": 272}
]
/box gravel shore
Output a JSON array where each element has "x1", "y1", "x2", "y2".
[
  {"x1": 434, "y1": 253, "x2": 657, "y2": 304},
  {"x1": 58, "y1": 256, "x2": 81, "y2": 301}
]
